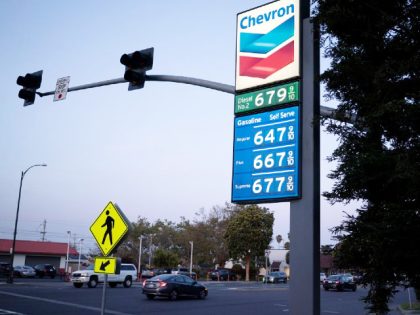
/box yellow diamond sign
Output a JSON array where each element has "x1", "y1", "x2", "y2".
[{"x1": 90, "y1": 202, "x2": 130, "y2": 256}]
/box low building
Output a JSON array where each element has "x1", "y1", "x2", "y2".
[{"x1": 0, "y1": 239, "x2": 83, "y2": 273}]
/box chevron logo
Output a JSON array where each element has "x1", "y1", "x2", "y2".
[{"x1": 239, "y1": 16, "x2": 295, "y2": 79}]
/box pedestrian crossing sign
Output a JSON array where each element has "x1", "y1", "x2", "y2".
[{"x1": 90, "y1": 201, "x2": 131, "y2": 256}]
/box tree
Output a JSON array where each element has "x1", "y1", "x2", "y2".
[
  {"x1": 316, "y1": 0, "x2": 420, "y2": 312},
  {"x1": 153, "y1": 248, "x2": 179, "y2": 269},
  {"x1": 224, "y1": 204, "x2": 274, "y2": 281}
]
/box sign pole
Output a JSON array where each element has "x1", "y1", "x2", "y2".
[
  {"x1": 289, "y1": 17, "x2": 320, "y2": 315},
  {"x1": 101, "y1": 274, "x2": 108, "y2": 315}
]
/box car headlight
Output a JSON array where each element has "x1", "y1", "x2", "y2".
[{"x1": 80, "y1": 272, "x2": 89, "y2": 277}]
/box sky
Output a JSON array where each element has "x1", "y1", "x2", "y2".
[{"x1": 0, "y1": 0, "x2": 359, "y2": 252}]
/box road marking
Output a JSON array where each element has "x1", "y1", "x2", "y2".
[
  {"x1": 0, "y1": 310, "x2": 24, "y2": 315},
  {"x1": 0, "y1": 291, "x2": 133, "y2": 315}
]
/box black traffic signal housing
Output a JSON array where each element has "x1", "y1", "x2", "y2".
[
  {"x1": 16, "y1": 70, "x2": 43, "y2": 106},
  {"x1": 120, "y1": 48, "x2": 154, "y2": 90}
]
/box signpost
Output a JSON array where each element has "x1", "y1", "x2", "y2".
[
  {"x1": 53, "y1": 76, "x2": 70, "y2": 102},
  {"x1": 90, "y1": 202, "x2": 130, "y2": 257},
  {"x1": 235, "y1": 81, "x2": 299, "y2": 114},
  {"x1": 94, "y1": 257, "x2": 120, "y2": 274},
  {"x1": 90, "y1": 201, "x2": 131, "y2": 315},
  {"x1": 232, "y1": 106, "x2": 300, "y2": 203}
]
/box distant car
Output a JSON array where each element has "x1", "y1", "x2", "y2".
[
  {"x1": 142, "y1": 274, "x2": 208, "y2": 300},
  {"x1": 13, "y1": 265, "x2": 36, "y2": 278},
  {"x1": 171, "y1": 268, "x2": 197, "y2": 280},
  {"x1": 142, "y1": 269, "x2": 157, "y2": 279},
  {"x1": 33, "y1": 264, "x2": 57, "y2": 278},
  {"x1": 263, "y1": 271, "x2": 288, "y2": 283},
  {"x1": 0, "y1": 262, "x2": 12, "y2": 276},
  {"x1": 210, "y1": 269, "x2": 236, "y2": 281},
  {"x1": 320, "y1": 272, "x2": 326, "y2": 283},
  {"x1": 323, "y1": 274, "x2": 357, "y2": 292}
]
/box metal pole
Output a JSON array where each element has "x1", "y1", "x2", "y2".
[
  {"x1": 36, "y1": 75, "x2": 341, "y2": 121},
  {"x1": 189, "y1": 241, "x2": 193, "y2": 275},
  {"x1": 78, "y1": 239, "x2": 83, "y2": 270},
  {"x1": 148, "y1": 235, "x2": 153, "y2": 267},
  {"x1": 8, "y1": 163, "x2": 47, "y2": 284},
  {"x1": 65, "y1": 231, "x2": 71, "y2": 277},
  {"x1": 289, "y1": 18, "x2": 320, "y2": 315},
  {"x1": 101, "y1": 274, "x2": 108, "y2": 315},
  {"x1": 138, "y1": 236, "x2": 143, "y2": 279}
]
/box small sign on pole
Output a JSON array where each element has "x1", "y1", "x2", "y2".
[{"x1": 53, "y1": 76, "x2": 70, "y2": 102}]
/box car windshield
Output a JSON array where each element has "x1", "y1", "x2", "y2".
[{"x1": 327, "y1": 275, "x2": 340, "y2": 280}]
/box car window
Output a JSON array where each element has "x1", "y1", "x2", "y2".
[
  {"x1": 182, "y1": 275, "x2": 194, "y2": 284},
  {"x1": 174, "y1": 276, "x2": 185, "y2": 283}
]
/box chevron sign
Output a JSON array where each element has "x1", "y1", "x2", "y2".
[{"x1": 236, "y1": 0, "x2": 300, "y2": 91}]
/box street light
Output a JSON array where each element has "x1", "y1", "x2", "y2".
[
  {"x1": 8, "y1": 163, "x2": 47, "y2": 284},
  {"x1": 138, "y1": 235, "x2": 144, "y2": 278},
  {"x1": 189, "y1": 241, "x2": 194, "y2": 275},
  {"x1": 65, "y1": 231, "x2": 71, "y2": 277},
  {"x1": 78, "y1": 238, "x2": 84, "y2": 270}
]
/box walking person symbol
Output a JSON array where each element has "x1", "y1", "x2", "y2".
[{"x1": 101, "y1": 210, "x2": 115, "y2": 245}]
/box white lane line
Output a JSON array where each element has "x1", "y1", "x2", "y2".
[
  {"x1": 0, "y1": 309, "x2": 25, "y2": 315},
  {"x1": 0, "y1": 291, "x2": 133, "y2": 315}
]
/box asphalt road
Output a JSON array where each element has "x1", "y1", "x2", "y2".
[{"x1": 0, "y1": 278, "x2": 410, "y2": 315}]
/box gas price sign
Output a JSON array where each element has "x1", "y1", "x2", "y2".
[{"x1": 232, "y1": 106, "x2": 300, "y2": 203}]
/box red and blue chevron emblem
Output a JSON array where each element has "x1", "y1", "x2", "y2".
[{"x1": 239, "y1": 16, "x2": 295, "y2": 79}]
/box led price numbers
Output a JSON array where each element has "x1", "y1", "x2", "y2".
[
  {"x1": 235, "y1": 81, "x2": 299, "y2": 114},
  {"x1": 232, "y1": 106, "x2": 300, "y2": 203}
]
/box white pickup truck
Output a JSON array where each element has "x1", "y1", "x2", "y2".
[{"x1": 71, "y1": 263, "x2": 137, "y2": 288}]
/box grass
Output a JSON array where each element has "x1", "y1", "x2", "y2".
[{"x1": 400, "y1": 302, "x2": 420, "y2": 311}]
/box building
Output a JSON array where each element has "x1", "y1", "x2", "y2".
[{"x1": 0, "y1": 239, "x2": 84, "y2": 273}]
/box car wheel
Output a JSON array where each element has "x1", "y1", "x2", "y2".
[
  {"x1": 198, "y1": 290, "x2": 207, "y2": 300},
  {"x1": 324, "y1": 287, "x2": 329, "y2": 291},
  {"x1": 123, "y1": 277, "x2": 132, "y2": 288},
  {"x1": 146, "y1": 294, "x2": 155, "y2": 300},
  {"x1": 352, "y1": 286, "x2": 357, "y2": 292},
  {"x1": 88, "y1": 277, "x2": 98, "y2": 288},
  {"x1": 169, "y1": 290, "x2": 178, "y2": 301},
  {"x1": 284, "y1": 279, "x2": 288, "y2": 284},
  {"x1": 73, "y1": 283, "x2": 83, "y2": 288},
  {"x1": 109, "y1": 282, "x2": 117, "y2": 288},
  {"x1": 50, "y1": 275, "x2": 55, "y2": 279}
]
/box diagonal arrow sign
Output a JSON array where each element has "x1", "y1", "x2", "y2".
[{"x1": 100, "y1": 260, "x2": 111, "y2": 271}]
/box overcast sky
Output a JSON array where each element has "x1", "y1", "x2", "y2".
[{"x1": 0, "y1": 1, "x2": 358, "y2": 251}]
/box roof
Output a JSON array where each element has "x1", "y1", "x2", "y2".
[{"x1": 0, "y1": 239, "x2": 78, "y2": 256}]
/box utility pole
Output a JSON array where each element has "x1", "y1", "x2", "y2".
[{"x1": 40, "y1": 219, "x2": 47, "y2": 241}]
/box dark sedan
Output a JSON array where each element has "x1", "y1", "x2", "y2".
[
  {"x1": 142, "y1": 274, "x2": 208, "y2": 300},
  {"x1": 33, "y1": 264, "x2": 56, "y2": 278},
  {"x1": 323, "y1": 275, "x2": 357, "y2": 292}
]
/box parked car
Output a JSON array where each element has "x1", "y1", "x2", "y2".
[
  {"x1": 71, "y1": 263, "x2": 137, "y2": 288},
  {"x1": 34, "y1": 264, "x2": 57, "y2": 278},
  {"x1": 13, "y1": 265, "x2": 36, "y2": 278},
  {"x1": 320, "y1": 272, "x2": 326, "y2": 283},
  {"x1": 0, "y1": 262, "x2": 12, "y2": 276},
  {"x1": 142, "y1": 274, "x2": 208, "y2": 300},
  {"x1": 210, "y1": 269, "x2": 236, "y2": 281},
  {"x1": 171, "y1": 267, "x2": 197, "y2": 280},
  {"x1": 323, "y1": 274, "x2": 357, "y2": 292},
  {"x1": 263, "y1": 271, "x2": 288, "y2": 283}
]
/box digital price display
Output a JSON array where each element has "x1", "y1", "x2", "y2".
[{"x1": 232, "y1": 106, "x2": 300, "y2": 203}]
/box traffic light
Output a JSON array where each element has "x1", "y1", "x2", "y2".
[
  {"x1": 120, "y1": 48, "x2": 154, "y2": 90},
  {"x1": 16, "y1": 70, "x2": 43, "y2": 106}
]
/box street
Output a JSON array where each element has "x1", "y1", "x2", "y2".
[{"x1": 0, "y1": 278, "x2": 410, "y2": 314}]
